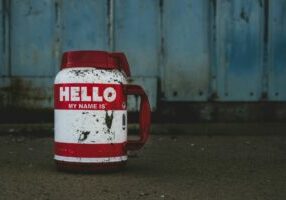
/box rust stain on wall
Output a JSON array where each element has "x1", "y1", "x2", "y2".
[{"x1": 0, "y1": 78, "x2": 52, "y2": 109}]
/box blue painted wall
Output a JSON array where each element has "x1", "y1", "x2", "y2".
[
  {"x1": 0, "y1": 0, "x2": 286, "y2": 109},
  {"x1": 215, "y1": 0, "x2": 264, "y2": 101},
  {"x1": 268, "y1": 0, "x2": 286, "y2": 101}
]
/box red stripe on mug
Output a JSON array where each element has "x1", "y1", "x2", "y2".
[
  {"x1": 54, "y1": 142, "x2": 127, "y2": 158},
  {"x1": 54, "y1": 83, "x2": 126, "y2": 110}
]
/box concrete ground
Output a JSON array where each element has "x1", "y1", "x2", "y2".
[{"x1": 0, "y1": 123, "x2": 286, "y2": 200}]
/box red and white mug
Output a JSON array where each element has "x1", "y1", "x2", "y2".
[{"x1": 54, "y1": 50, "x2": 151, "y2": 171}]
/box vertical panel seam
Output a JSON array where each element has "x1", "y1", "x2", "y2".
[
  {"x1": 159, "y1": 0, "x2": 165, "y2": 100},
  {"x1": 107, "y1": 0, "x2": 114, "y2": 51},
  {"x1": 54, "y1": 0, "x2": 62, "y2": 76},
  {"x1": 262, "y1": 0, "x2": 269, "y2": 100},
  {"x1": 0, "y1": 0, "x2": 3, "y2": 76},
  {"x1": 209, "y1": 0, "x2": 218, "y2": 101},
  {"x1": 3, "y1": 0, "x2": 10, "y2": 76}
]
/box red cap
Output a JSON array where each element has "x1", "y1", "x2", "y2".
[{"x1": 61, "y1": 50, "x2": 131, "y2": 76}]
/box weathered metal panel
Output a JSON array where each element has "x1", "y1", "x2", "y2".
[
  {"x1": 0, "y1": 0, "x2": 9, "y2": 76},
  {"x1": 163, "y1": 0, "x2": 210, "y2": 101},
  {"x1": 10, "y1": 0, "x2": 56, "y2": 76},
  {"x1": 114, "y1": 0, "x2": 158, "y2": 109},
  {"x1": 114, "y1": 0, "x2": 160, "y2": 76},
  {"x1": 2, "y1": 0, "x2": 286, "y2": 110},
  {"x1": 61, "y1": 0, "x2": 109, "y2": 52},
  {"x1": 215, "y1": 0, "x2": 264, "y2": 101},
  {"x1": 268, "y1": 0, "x2": 286, "y2": 101},
  {"x1": 0, "y1": 1, "x2": 4, "y2": 76}
]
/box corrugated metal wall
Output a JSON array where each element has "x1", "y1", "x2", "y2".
[{"x1": 0, "y1": 0, "x2": 286, "y2": 110}]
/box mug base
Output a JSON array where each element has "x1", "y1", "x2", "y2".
[{"x1": 55, "y1": 160, "x2": 127, "y2": 173}]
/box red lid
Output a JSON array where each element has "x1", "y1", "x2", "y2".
[{"x1": 61, "y1": 50, "x2": 131, "y2": 76}]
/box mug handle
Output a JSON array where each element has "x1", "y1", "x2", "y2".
[{"x1": 123, "y1": 84, "x2": 151, "y2": 151}]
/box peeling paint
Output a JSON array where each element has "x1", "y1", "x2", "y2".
[
  {"x1": 240, "y1": 8, "x2": 249, "y2": 23},
  {"x1": 122, "y1": 113, "x2": 126, "y2": 130},
  {"x1": 69, "y1": 69, "x2": 91, "y2": 77},
  {"x1": 105, "y1": 111, "x2": 114, "y2": 131},
  {"x1": 78, "y1": 131, "x2": 91, "y2": 142}
]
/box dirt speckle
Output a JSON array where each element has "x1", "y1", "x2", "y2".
[
  {"x1": 78, "y1": 131, "x2": 90, "y2": 142},
  {"x1": 70, "y1": 70, "x2": 90, "y2": 77}
]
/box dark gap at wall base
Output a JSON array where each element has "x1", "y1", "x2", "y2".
[
  {"x1": 1, "y1": 102, "x2": 286, "y2": 124},
  {"x1": 152, "y1": 102, "x2": 286, "y2": 123}
]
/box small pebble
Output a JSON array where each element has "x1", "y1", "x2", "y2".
[
  {"x1": 8, "y1": 128, "x2": 15, "y2": 133},
  {"x1": 139, "y1": 192, "x2": 148, "y2": 196},
  {"x1": 16, "y1": 137, "x2": 25, "y2": 143}
]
